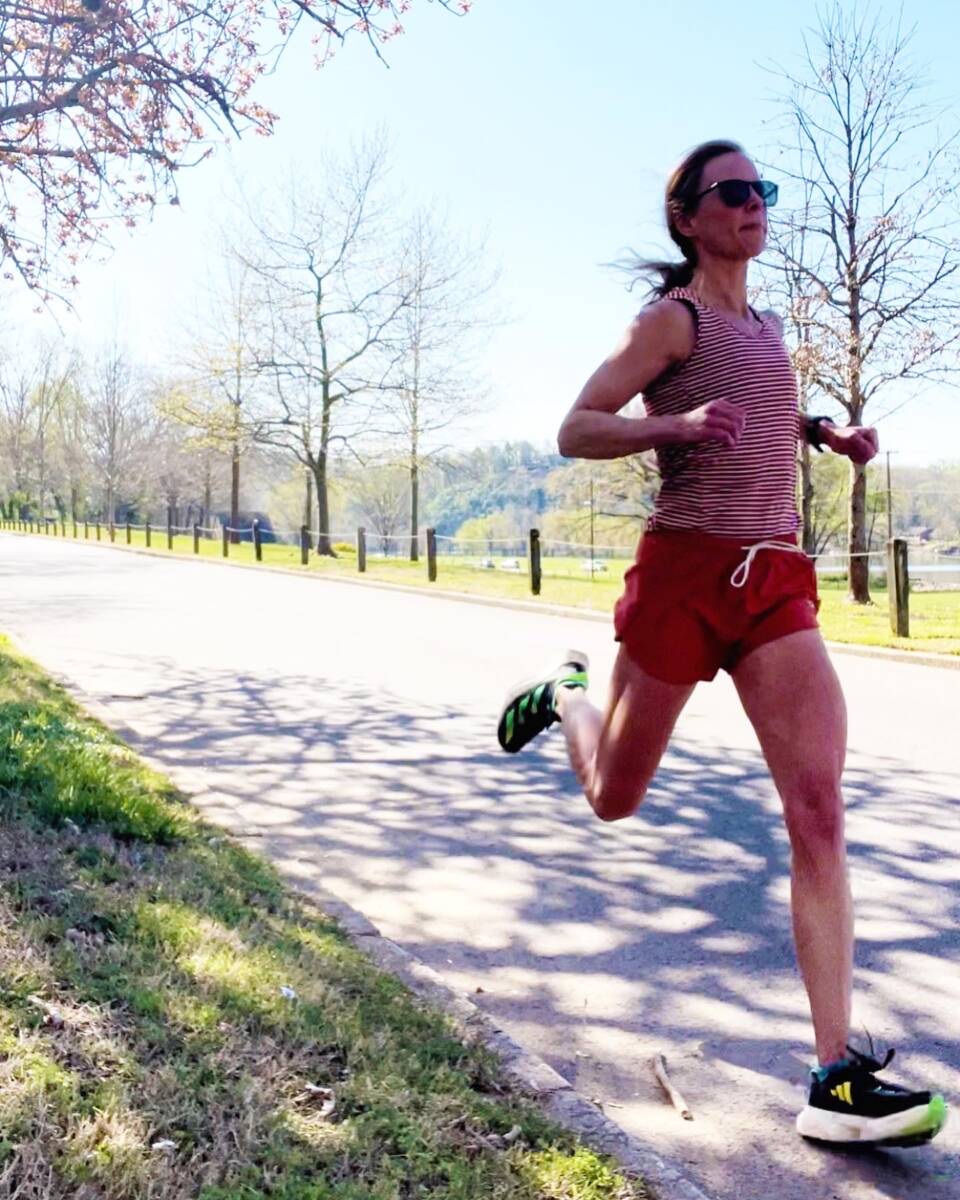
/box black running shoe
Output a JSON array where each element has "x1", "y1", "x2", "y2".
[
  {"x1": 496, "y1": 650, "x2": 589, "y2": 754},
  {"x1": 796, "y1": 1045, "x2": 948, "y2": 1147}
]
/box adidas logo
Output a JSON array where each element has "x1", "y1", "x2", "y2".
[{"x1": 830, "y1": 1080, "x2": 853, "y2": 1105}]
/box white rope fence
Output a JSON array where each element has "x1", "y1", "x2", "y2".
[{"x1": 2, "y1": 518, "x2": 956, "y2": 637}]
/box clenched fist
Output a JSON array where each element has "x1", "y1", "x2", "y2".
[
  {"x1": 674, "y1": 399, "x2": 746, "y2": 449},
  {"x1": 824, "y1": 424, "x2": 879, "y2": 465}
]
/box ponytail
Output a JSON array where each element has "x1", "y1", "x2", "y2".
[{"x1": 617, "y1": 139, "x2": 743, "y2": 299}]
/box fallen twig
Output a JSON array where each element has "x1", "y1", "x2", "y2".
[{"x1": 653, "y1": 1053, "x2": 693, "y2": 1120}]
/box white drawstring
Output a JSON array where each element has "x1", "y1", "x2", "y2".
[{"x1": 730, "y1": 540, "x2": 806, "y2": 588}]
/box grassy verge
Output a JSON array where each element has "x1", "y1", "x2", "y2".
[
  {"x1": 0, "y1": 636, "x2": 646, "y2": 1200},
  {"x1": 6, "y1": 524, "x2": 960, "y2": 655}
]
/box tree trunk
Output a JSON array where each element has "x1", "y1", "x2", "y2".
[
  {"x1": 314, "y1": 459, "x2": 334, "y2": 556},
  {"x1": 409, "y1": 457, "x2": 419, "y2": 562},
  {"x1": 70, "y1": 483, "x2": 79, "y2": 523},
  {"x1": 229, "y1": 442, "x2": 240, "y2": 544},
  {"x1": 799, "y1": 442, "x2": 815, "y2": 555},
  {"x1": 230, "y1": 401, "x2": 241, "y2": 544},
  {"x1": 848, "y1": 460, "x2": 871, "y2": 603},
  {"x1": 304, "y1": 471, "x2": 313, "y2": 548},
  {"x1": 315, "y1": 395, "x2": 334, "y2": 556},
  {"x1": 203, "y1": 461, "x2": 213, "y2": 532}
]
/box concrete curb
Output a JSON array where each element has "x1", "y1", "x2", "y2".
[
  {"x1": 5, "y1": 529, "x2": 959, "y2": 670},
  {"x1": 22, "y1": 645, "x2": 716, "y2": 1200},
  {"x1": 306, "y1": 886, "x2": 715, "y2": 1200}
]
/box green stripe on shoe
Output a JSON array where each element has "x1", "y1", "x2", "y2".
[
  {"x1": 558, "y1": 671, "x2": 588, "y2": 689},
  {"x1": 896, "y1": 1096, "x2": 948, "y2": 1138},
  {"x1": 505, "y1": 710, "x2": 514, "y2": 744}
]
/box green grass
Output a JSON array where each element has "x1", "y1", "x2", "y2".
[
  {"x1": 6, "y1": 521, "x2": 960, "y2": 655},
  {"x1": 0, "y1": 636, "x2": 646, "y2": 1200}
]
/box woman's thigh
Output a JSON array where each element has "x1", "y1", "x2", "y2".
[{"x1": 731, "y1": 629, "x2": 847, "y2": 806}]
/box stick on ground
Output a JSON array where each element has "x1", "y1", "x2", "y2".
[{"x1": 653, "y1": 1053, "x2": 693, "y2": 1120}]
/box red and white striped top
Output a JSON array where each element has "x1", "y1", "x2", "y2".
[{"x1": 642, "y1": 287, "x2": 800, "y2": 540}]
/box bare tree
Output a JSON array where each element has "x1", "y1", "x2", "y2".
[
  {"x1": 239, "y1": 140, "x2": 415, "y2": 555},
  {"x1": 378, "y1": 209, "x2": 497, "y2": 560},
  {"x1": 0, "y1": 358, "x2": 36, "y2": 513},
  {"x1": 0, "y1": 339, "x2": 74, "y2": 517},
  {"x1": 765, "y1": 4, "x2": 960, "y2": 602},
  {"x1": 759, "y1": 174, "x2": 835, "y2": 555},
  {"x1": 52, "y1": 369, "x2": 90, "y2": 522},
  {"x1": 345, "y1": 461, "x2": 408, "y2": 554},
  {"x1": 170, "y1": 250, "x2": 263, "y2": 542},
  {"x1": 31, "y1": 342, "x2": 76, "y2": 520},
  {"x1": 86, "y1": 344, "x2": 150, "y2": 523}
]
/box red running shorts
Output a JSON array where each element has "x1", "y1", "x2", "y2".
[{"x1": 613, "y1": 529, "x2": 821, "y2": 685}]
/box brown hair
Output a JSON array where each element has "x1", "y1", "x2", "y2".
[{"x1": 621, "y1": 139, "x2": 744, "y2": 298}]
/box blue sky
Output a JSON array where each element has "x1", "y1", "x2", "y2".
[{"x1": 14, "y1": 0, "x2": 960, "y2": 466}]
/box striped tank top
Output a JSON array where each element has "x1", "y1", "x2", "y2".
[{"x1": 642, "y1": 287, "x2": 800, "y2": 540}]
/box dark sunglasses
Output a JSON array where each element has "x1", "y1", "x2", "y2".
[{"x1": 694, "y1": 179, "x2": 779, "y2": 208}]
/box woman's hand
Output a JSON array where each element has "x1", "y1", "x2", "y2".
[
  {"x1": 674, "y1": 399, "x2": 746, "y2": 448},
  {"x1": 824, "y1": 424, "x2": 879, "y2": 465}
]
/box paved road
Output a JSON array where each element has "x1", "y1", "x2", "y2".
[{"x1": 2, "y1": 533, "x2": 959, "y2": 1200}]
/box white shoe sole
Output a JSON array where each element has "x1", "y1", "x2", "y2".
[{"x1": 796, "y1": 1095, "x2": 948, "y2": 1146}]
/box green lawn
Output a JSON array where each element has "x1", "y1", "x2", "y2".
[
  {"x1": 6, "y1": 522, "x2": 960, "y2": 655},
  {"x1": 0, "y1": 635, "x2": 645, "y2": 1199}
]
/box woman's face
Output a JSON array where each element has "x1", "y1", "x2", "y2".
[{"x1": 678, "y1": 151, "x2": 769, "y2": 263}]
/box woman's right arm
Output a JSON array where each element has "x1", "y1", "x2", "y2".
[{"x1": 557, "y1": 299, "x2": 745, "y2": 460}]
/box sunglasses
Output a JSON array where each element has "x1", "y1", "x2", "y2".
[{"x1": 694, "y1": 179, "x2": 779, "y2": 208}]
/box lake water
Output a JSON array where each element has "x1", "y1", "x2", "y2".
[{"x1": 815, "y1": 558, "x2": 960, "y2": 587}]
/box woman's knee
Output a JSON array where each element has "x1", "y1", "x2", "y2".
[
  {"x1": 782, "y1": 773, "x2": 845, "y2": 850},
  {"x1": 589, "y1": 775, "x2": 651, "y2": 822}
]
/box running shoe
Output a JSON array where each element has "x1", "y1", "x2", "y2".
[
  {"x1": 496, "y1": 650, "x2": 589, "y2": 754},
  {"x1": 796, "y1": 1044, "x2": 948, "y2": 1147}
]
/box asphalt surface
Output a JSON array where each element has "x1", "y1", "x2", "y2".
[{"x1": 2, "y1": 533, "x2": 958, "y2": 1200}]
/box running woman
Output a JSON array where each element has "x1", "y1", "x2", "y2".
[{"x1": 496, "y1": 140, "x2": 947, "y2": 1147}]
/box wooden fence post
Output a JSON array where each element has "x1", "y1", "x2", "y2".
[
  {"x1": 72, "y1": 519, "x2": 77, "y2": 538},
  {"x1": 253, "y1": 519, "x2": 262, "y2": 562},
  {"x1": 887, "y1": 538, "x2": 910, "y2": 637},
  {"x1": 300, "y1": 525, "x2": 309, "y2": 566},
  {"x1": 529, "y1": 528, "x2": 542, "y2": 596},
  {"x1": 145, "y1": 521, "x2": 151, "y2": 548},
  {"x1": 109, "y1": 522, "x2": 115, "y2": 543},
  {"x1": 357, "y1": 526, "x2": 367, "y2": 573},
  {"x1": 193, "y1": 523, "x2": 201, "y2": 554},
  {"x1": 96, "y1": 521, "x2": 101, "y2": 541},
  {"x1": 167, "y1": 517, "x2": 173, "y2": 550},
  {"x1": 222, "y1": 524, "x2": 229, "y2": 558},
  {"x1": 126, "y1": 521, "x2": 131, "y2": 544},
  {"x1": 61, "y1": 519, "x2": 66, "y2": 537},
  {"x1": 84, "y1": 520, "x2": 89, "y2": 539},
  {"x1": 426, "y1": 528, "x2": 437, "y2": 582}
]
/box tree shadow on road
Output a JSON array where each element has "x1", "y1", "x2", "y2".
[{"x1": 81, "y1": 657, "x2": 960, "y2": 1200}]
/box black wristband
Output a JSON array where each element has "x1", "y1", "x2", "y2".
[{"x1": 806, "y1": 415, "x2": 834, "y2": 453}]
